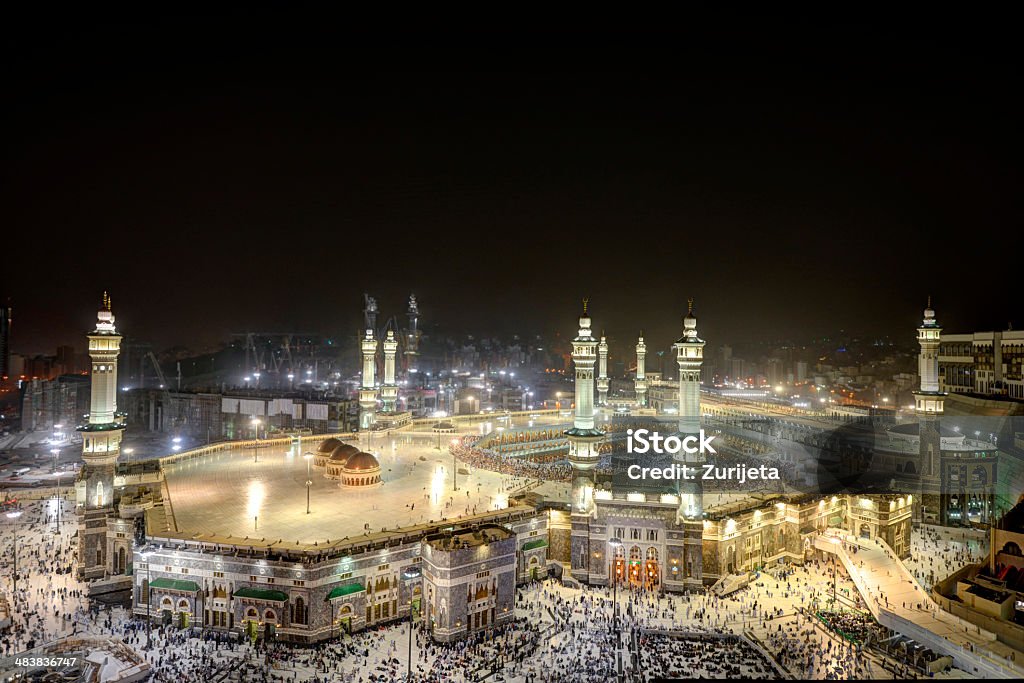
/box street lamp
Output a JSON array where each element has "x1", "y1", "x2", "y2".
[
  {"x1": 304, "y1": 451, "x2": 314, "y2": 514},
  {"x1": 608, "y1": 537, "x2": 622, "y2": 683},
  {"x1": 251, "y1": 418, "x2": 262, "y2": 463},
  {"x1": 450, "y1": 438, "x2": 460, "y2": 491},
  {"x1": 51, "y1": 457, "x2": 63, "y2": 535}
]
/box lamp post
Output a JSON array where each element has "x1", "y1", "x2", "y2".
[
  {"x1": 54, "y1": 471, "x2": 62, "y2": 535},
  {"x1": 6, "y1": 510, "x2": 21, "y2": 595},
  {"x1": 141, "y1": 550, "x2": 152, "y2": 650},
  {"x1": 608, "y1": 537, "x2": 622, "y2": 683},
  {"x1": 402, "y1": 566, "x2": 421, "y2": 681},
  {"x1": 450, "y1": 438, "x2": 460, "y2": 491},
  {"x1": 51, "y1": 446, "x2": 59, "y2": 474},
  {"x1": 251, "y1": 418, "x2": 261, "y2": 463},
  {"x1": 304, "y1": 451, "x2": 314, "y2": 514}
]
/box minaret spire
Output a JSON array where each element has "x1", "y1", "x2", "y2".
[
  {"x1": 635, "y1": 332, "x2": 647, "y2": 408},
  {"x1": 597, "y1": 329, "x2": 609, "y2": 406},
  {"x1": 78, "y1": 293, "x2": 126, "y2": 578},
  {"x1": 565, "y1": 301, "x2": 603, "y2": 583},
  {"x1": 673, "y1": 298, "x2": 705, "y2": 588},
  {"x1": 914, "y1": 298, "x2": 945, "y2": 493},
  {"x1": 381, "y1": 328, "x2": 399, "y2": 413},
  {"x1": 359, "y1": 329, "x2": 379, "y2": 430}
]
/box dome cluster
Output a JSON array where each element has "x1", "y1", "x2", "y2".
[{"x1": 314, "y1": 438, "x2": 382, "y2": 487}]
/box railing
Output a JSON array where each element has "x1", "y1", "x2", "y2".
[{"x1": 158, "y1": 431, "x2": 357, "y2": 467}]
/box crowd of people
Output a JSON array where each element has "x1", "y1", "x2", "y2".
[
  {"x1": 814, "y1": 609, "x2": 879, "y2": 643},
  {"x1": 0, "y1": 430, "x2": 996, "y2": 682},
  {"x1": 452, "y1": 436, "x2": 575, "y2": 482},
  {"x1": 904, "y1": 524, "x2": 988, "y2": 591},
  {"x1": 0, "y1": 492, "x2": 90, "y2": 656},
  {"x1": 638, "y1": 632, "x2": 775, "y2": 679}
]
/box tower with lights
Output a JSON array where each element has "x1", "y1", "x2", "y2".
[
  {"x1": 76, "y1": 292, "x2": 126, "y2": 578},
  {"x1": 381, "y1": 329, "x2": 399, "y2": 413},
  {"x1": 597, "y1": 332, "x2": 609, "y2": 405},
  {"x1": 675, "y1": 300, "x2": 703, "y2": 439},
  {"x1": 672, "y1": 298, "x2": 705, "y2": 588},
  {"x1": 914, "y1": 298, "x2": 945, "y2": 521},
  {"x1": 635, "y1": 333, "x2": 647, "y2": 408},
  {"x1": 360, "y1": 329, "x2": 378, "y2": 430},
  {"x1": 404, "y1": 294, "x2": 421, "y2": 375},
  {"x1": 566, "y1": 300, "x2": 604, "y2": 583}
]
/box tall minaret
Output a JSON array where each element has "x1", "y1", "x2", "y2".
[
  {"x1": 914, "y1": 298, "x2": 945, "y2": 520},
  {"x1": 381, "y1": 329, "x2": 399, "y2": 413},
  {"x1": 672, "y1": 298, "x2": 705, "y2": 588},
  {"x1": 359, "y1": 329, "x2": 378, "y2": 430},
  {"x1": 566, "y1": 300, "x2": 604, "y2": 584},
  {"x1": 596, "y1": 332, "x2": 609, "y2": 406},
  {"x1": 675, "y1": 300, "x2": 704, "y2": 439},
  {"x1": 77, "y1": 292, "x2": 125, "y2": 578},
  {"x1": 404, "y1": 294, "x2": 421, "y2": 374},
  {"x1": 635, "y1": 333, "x2": 647, "y2": 408}
]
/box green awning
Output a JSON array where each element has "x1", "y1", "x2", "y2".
[
  {"x1": 233, "y1": 587, "x2": 289, "y2": 602},
  {"x1": 149, "y1": 578, "x2": 200, "y2": 592},
  {"x1": 326, "y1": 583, "x2": 365, "y2": 601},
  {"x1": 523, "y1": 538, "x2": 548, "y2": 551}
]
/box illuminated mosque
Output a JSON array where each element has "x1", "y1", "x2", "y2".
[{"x1": 67, "y1": 294, "x2": 976, "y2": 643}]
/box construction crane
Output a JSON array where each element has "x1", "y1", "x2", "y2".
[{"x1": 231, "y1": 332, "x2": 318, "y2": 377}]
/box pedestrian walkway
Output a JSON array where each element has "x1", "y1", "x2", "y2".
[{"x1": 815, "y1": 528, "x2": 1023, "y2": 679}]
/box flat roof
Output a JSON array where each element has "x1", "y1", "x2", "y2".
[{"x1": 426, "y1": 524, "x2": 514, "y2": 550}]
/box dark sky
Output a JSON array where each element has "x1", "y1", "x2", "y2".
[{"x1": 3, "y1": 24, "x2": 1020, "y2": 355}]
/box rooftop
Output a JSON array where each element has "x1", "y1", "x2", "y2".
[{"x1": 425, "y1": 524, "x2": 514, "y2": 550}]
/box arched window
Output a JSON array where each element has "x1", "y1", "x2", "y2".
[{"x1": 293, "y1": 597, "x2": 307, "y2": 625}]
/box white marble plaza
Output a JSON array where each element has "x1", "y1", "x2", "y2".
[{"x1": 162, "y1": 430, "x2": 558, "y2": 543}]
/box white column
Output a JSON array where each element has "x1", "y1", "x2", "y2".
[
  {"x1": 635, "y1": 334, "x2": 647, "y2": 408},
  {"x1": 597, "y1": 335, "x2": 609, "y2": 405}
]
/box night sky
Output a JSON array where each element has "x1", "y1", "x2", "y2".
[{"x1": 3, "y1": 25, "x2": 1020, "y2": 354}]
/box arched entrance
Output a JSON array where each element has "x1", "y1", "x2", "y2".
[
  {"x1": 243, "y1": 607, "x2": 260, "y2": 640},
  {"x1": 263, "y1": 609, "x2": 277, "y2": 639},
  {"x1": 177, "y1": 599, "x2": 190, "y2": 628},
  {"x1": 859, "y1": 523, "x2": 871, "y2": 539},
  {"x1": 628, "y1": 545, "x2": 642, "y2": 585},
  {"x1": 644, "y1": 547, "x2": 660, "y2": 587}
]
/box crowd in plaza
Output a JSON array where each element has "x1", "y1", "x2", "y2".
[
  {"x1": 452, "y1": 436, "x2": 576, "y2": 482},
  {"x1": 0, "y1": 492, "x2": 91, "y2": 656},
  {"x1": 904, "y1": 525, "x2": 988, "y2": 591},
  {"x1": 0, "y1": 456, "x2": 994, "y2": 682},
  {"x1": 814, "y1": 609, "x2": 879, "y2": 643},
  {"x1": 637, "y1": 632, "x2": 775, "y2": 679}
]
